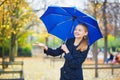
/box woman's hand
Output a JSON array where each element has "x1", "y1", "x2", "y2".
[
  {"x1": 33, "y1": 42, "x2": 48, "y2": 50},
  {"x1": 61, "y1": 44, "x2": 69, "y2": 54}
]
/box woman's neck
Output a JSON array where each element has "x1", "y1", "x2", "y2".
[{"x1": 74, "y1": 38, "x2": 82, "y2": 46}]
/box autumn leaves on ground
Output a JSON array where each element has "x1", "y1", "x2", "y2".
[
  {"x1": 23, "y1": 57, "x2": 120, "y2": 80},
  {"x1": 1, "y1": 56, "x2": 120, "y2": 80}
]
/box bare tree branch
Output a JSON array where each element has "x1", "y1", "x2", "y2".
[{"x1": 0, "y1": 0, "x2": 7, "y2": 7}]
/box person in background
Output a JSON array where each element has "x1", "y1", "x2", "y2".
[{"x1": 105, "y1": 52, "x2": 114, "y2": 64}]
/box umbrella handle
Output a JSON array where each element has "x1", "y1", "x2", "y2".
[{"x1": 62, "y1": 39, "x2": 67, "y2": 44}]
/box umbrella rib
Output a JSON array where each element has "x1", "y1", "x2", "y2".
[
  {"x1": 59, "y1": 7, "x2": 74, "y2": 16},
  {"x1": 50, "y1": 19, "x2": 72, "y2": 32},
  {"x1": 65, "y1": 19, "x2": 75, "y2": 41},
  {"x1": 56, "y1": 19, "x2": 72, "y2": 26},
  {"x1": 77, "y1": 17, "x2": 98, "y2": 29},
  {"x1": 47, "y1": 13, "x2": 70, "y2": 17},
  {"x1": 77, "y1": 16, "x2": 89, "y2": 18},
  {"x1": 77, "y1": 15, "x2": 97, "y2": 21},
  {"x1": 73, "y1": 8, "x2": 76, "y2": 16},
  {"x1": 80, "y1": 21, "x2": 97, "y2": 29}
]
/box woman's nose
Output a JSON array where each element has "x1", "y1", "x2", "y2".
[{"x1": 75, "y1": 31, "x2": 78, "y2": 33}]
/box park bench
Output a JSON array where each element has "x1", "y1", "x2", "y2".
[
  {"x1": 82, "y1": 63, "x2": 120, "y2": 75},
  {"x1": 46, "y1": 56, "x2": 120, "y2": 75},
  {"x1": 0, "y1": 60, "x2": 24, "y2": 80}
]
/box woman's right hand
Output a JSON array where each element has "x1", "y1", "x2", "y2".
[{"x1": 33, "y1": 42, "x2": 48, "y2": 50}]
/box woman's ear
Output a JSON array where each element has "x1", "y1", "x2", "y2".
[{"x1": 85, "y1": 32, "x2": 88, "y2": 36}]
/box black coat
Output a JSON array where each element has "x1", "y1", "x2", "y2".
[{"x1": 44, "y1": 38, "x2": 90, "y2": 80}]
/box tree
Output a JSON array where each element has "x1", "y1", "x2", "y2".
[
  {"x1": 102, "y1": 0, "x2": 108, "y2": 62},
  {"x1": 87, "y1": 0, "x2": 101, "y2": 77},
  {"x1": 0, "y1": 0, "x2": 39, "y2": 61},
  {"x1": 105, "y1": 1, "x2": 120, "y2": 37},
  {"x1": 84, "y1": 0, "x2": 103, "y2": 61},
  {"x1": 26, "y1": 0, "x2": 63, "y2": 46},
  {"x1": 85, "y1": 0, "x2": 120, "y2": 62}
]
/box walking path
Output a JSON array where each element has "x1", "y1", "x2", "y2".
[
  {"x1": 23, "y1": 57, "x2": 120, "y2": 80},
  {"x1": 0, "y1": 57, "x2": 120, "y2": 80}
]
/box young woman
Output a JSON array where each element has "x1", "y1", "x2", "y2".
[{"x1": 34, "y1": 23, "x2": 90, "y2": 80}]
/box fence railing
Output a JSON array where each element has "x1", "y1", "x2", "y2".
[
  {"x1": 44, "y1": 56, "x2": 120, "y2": 76},
  {"x1": 0, "y1": 57, "x2": 24, "y2": 80}
]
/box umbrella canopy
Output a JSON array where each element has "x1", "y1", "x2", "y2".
[{"x1": 40, "y1": 6, "x2": 103, "y2": 46}]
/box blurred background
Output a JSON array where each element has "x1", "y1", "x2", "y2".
[{"x1": 0, "y1": 0, "x2": 120, "y2": 80}]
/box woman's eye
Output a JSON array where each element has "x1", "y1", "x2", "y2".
[{"x1": 75, "y1": 29, "x2": 81, "y2": 32}]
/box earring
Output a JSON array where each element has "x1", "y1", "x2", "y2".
[{"x1": 83, "y1": 35, "x2": 87, "y2": 39}]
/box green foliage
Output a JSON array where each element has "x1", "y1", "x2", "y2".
[
  {"x1": 0, "y1": 46, "x2": 9, "y2": 57},
  {"x1": 38, "y1": 35, "x2": 46, "y2": 44},
  {"x1": 97, "y1": 39, "x2": 104, "y2": 48},
  {"x1": 97, "y1": 37, "x2": 120, "y2": 49},
  {"x1": 18, "y1": 43, "x2": 32, "y2": 57},
  {"x1": 18, "y1": 30, "x2": 33, "y2": 46},
  {"x1": 18, "y1": 46, "x2": 32, "y2": 57},
  {"x1": 47, "y1": 36, "x2": 62, "y2": 48},
  {"x1": 113, "y1": 38, "x2": 120, "y2": 47},
  {"x1": 117, "y1": 47, "x2": 120, "y2": 52}
]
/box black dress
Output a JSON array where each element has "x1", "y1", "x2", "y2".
[{"x1": 44, "y1": 38, "x2": 90, "y2": 80}]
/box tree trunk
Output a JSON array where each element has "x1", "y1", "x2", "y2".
[
  {"x1": 0, "y1": 0, "x2": 7, "y2": 7},
  {"x1": 93, "y1": 42, "x2": 98, "y2": 77},
  {"x1": 45, "y1": 37, "x2": 48, "y2": 46},
  {"x1": 103, "y1": 0, "x2": 108, "y2": 62},
  {"x1": 9, "y1": 33, "x2": 18, "y2": 62},
  {"x1": 2, "y1": 42, "x2": 5, "y2": 69},
  {"x1": 92, "y1": 0, "x2": 99, "y2": 77}
]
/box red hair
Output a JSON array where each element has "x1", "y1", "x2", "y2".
[{"x1": 76, "y1": 23, "x2": 88, "y2": 52}]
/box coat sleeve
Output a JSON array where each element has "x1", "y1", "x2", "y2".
[
  {"x1": 64, "y1": 47, "x2": 89, "y2": 69},
  {"x1": 44, "y1": 46, "x2": 64, "y2": 56}
]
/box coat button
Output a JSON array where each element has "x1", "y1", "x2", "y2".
[{"x1": 64, "y1": 71, "x2": 66, "y2": 73}]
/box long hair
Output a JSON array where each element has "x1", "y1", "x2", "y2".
[{"x1": 76, "y1": 23, "x2": 88, "y2": 52}]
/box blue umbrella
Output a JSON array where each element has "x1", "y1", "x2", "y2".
[{"x1": 40, "y1": 6, "x2": 103, "y2": 46}]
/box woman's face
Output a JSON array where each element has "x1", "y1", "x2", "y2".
[{"x1": 74, "y1": 25, "x2": 88, "y2": 39}]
